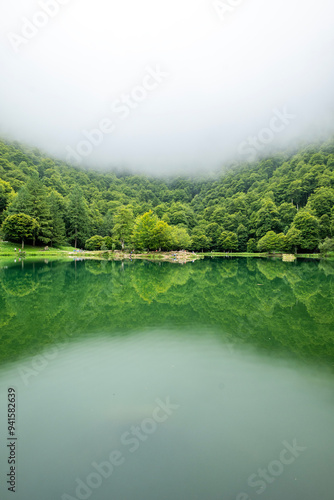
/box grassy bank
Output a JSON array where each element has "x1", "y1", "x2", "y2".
[
  {"x1": 0, "y1": 242, "x2": 329, "y2": 262},
  {"x1": 0, "y1": 241, "x2": 75, "y2": 256},
  {"x1": 0, "y1": 243, "x2": 203, "y2": 263},
  {"x1": 204, "y1": 251, "x2": 325, "y2": 260},
  {"x1": 203, "y1": 252, "x2": 268, "y2": 258}
]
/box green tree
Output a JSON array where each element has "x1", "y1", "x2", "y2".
[
  {"x1": 308, "y1": 187, "x2": 334, "y2": 218},
  {"x1": 254, "y1": 200, "x2": 281, "y2": 238},
  {"x1": 48, "y1": 191, "x2": 66, "y2": 246},
  {"x1": 278, "y1": 202, "x2": 297, "y2": 231},
  {"x1": 205, "y1": 222, "x2": 221, "y2": 249},
  {"x1": 2, "y1": 213, "x2": 39, "y2": 249},
  {"x1": 237, "y1": 224, "x2": 249, "y2": 251},
  {"x1": 247, "y1": 238, "x2": 257, "y2": 253},
  {"x1": 7, "y1": 178, "x2": 53, "y2": 245},
  {"x1": 292, "y1": 211, "x2": 320, "y2": 251},
  {"x1": 286, "y1": 227, "x2": 303, "y2": 254},
  {"x1": 286, "y1": 179, "x2": 303, "y2": 207},
  {"x1": 112, "y1": 206, "x2": 134, "y2": 250},
  {"x1": 191, "y1": 229, "x2": 211, "y2": 252},
  {"x1": 319, "y1": 237, "x2": 334, "y2": 255},
  {"x1": 319, "y1": 214, "x2": 331, "y2": 239},
  {"x1": 171, "y1": 226, "x2": 192, "y2": 250},
  {"x1": 101, "y1": 210, "x2": 114, "y2": 237},
  {"x1": 0, "y1": 179, "x2": 15, "y2": 216},
  {"x1": 218, "y1": 231, "x2": 238, "y2": 251},
  {"x1": 103, "y1": 236, "x2": 114, "y2": 250},
  {"x1": 85, "y1": 235, "x2": 105, "y2": 250},
  {"x1": 88, "y1": 202, "x2": 104, "y2": 236},
  {"x1": 257, "y1": 231, "x2": 278, "y2": 252},
  {"x1": 132, "y1": 210, "x2": 158, "y2": 250},
  {"x1": 152, "y1": 221, "x2": 173, "y2": 251},
  {"x1": 276, "y1": 233, "x2": 287, "y2": 252},
  {"x1": 66, "y1": 187, "x2": 90, "y2": 248}
]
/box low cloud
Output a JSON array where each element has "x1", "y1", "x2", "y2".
[{"x1": 0, "y1": 0, "x2": 333, "y2": 175}]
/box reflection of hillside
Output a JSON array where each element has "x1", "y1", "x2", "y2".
[
  {"x1": 0, "y1": 258, "x2": 333, "y2": 367},
  {"x1": 319, "y1": 261, "x2": 334, "y2": 276},
  {"x1": 217, "y1": 260, "x2": 238, "y2": 279},
  {"x1": 0, "y1": 294, "x2": 14, "y2": 328},
  {"x1": 0, "y1": 271, "x2": 39, "y2": 297},
  {"x1": 85, "y1": 260, "x2": 112, "y2": 275},
  {"x1": 256, "y1": 260, "x2": 287, "y2": 281},
  {"x1": 131, "y1": 262, "x2": 193, "y2": 303}
]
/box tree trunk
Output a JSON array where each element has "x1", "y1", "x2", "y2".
[
  {"x1": 22, "y1": 239, "x2": 24, "y2": 250},
  {"x1": 75, "y1": 228, "x2": 77, "y2": 249},
  {"x1": 121, "y1": 240, "x2": 124, "y2": 251}
]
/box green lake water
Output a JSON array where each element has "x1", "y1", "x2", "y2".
[{"x1": 0, "y1": 257, "x2": 333, "y2": 500}]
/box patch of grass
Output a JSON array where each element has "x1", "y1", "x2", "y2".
[
  {"x1": 0, "y1": 241, "x2": 75, "y2": 251},
  {"x1": 0, "y1": 240, "x2": 76, "y2": 260},
  {"x1": 297, "y1": 254, "x2": 322, "y2": 259},
  {"x1": 203, "y1": 252, "x2": 268, "y2": 258}
]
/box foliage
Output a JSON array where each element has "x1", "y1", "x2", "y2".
[
  {"x1": 112, "y1": 206, "x2": 134, "y2": 250},
  {"x1": 66, "y1": 187, "x2": 90, "y2": 248},
  {"x1": 103, "y1": 236, "x2": 114, "y2": 250},
  {"x1": 0, "y1": 179, "x2": 14, "y2": 217},
  {"x1": 218, "y1": 231, "x2": 238, "y2": 251},
  {"x1": 292, "y1": 211, "x2": 320, "y2": 251},
  {"x1": 319, "y1": 237, "x2": 334, "y2": 255},
  {"x1": 132, "y1": 210, "x2": 159, "y2": 250},
  {"x1": 2, "y1": 213, "x2": 39, "y2": 248},
  {"x1": 257, "y1": 231, "x2": 286, "y2": 253},
  {"x1": 247, "y1": 238, "x2": 257, "y2": 253},
  {"x1": 0, "y1": 137, "x2": 334, "y2": 253},
  {"x1": 85, "y1": 235, "x2": 105, "y2": 251},
  {"x1": 191, "y1": 229, "x2": 211, "y2": 252}
]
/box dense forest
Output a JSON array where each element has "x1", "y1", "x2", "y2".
[{"x1": 0, "y1": 137, "x2": 334, "y2": 253}]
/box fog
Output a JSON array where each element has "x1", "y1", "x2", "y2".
[{"x1": 0, "y1": 0, "x2": 334, "y2": 175}]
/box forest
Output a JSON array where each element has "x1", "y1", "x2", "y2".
[{"x1": 0, "y1": 137, "x2": 334, "y2": 253}]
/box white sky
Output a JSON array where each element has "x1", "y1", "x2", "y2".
[{"x1": 0, "y1": 0, "x2": 334, "y2": 174}]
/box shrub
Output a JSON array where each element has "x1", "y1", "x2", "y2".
[{"x1": 85, "y1": 235, "x2": 104, "y2": 251}]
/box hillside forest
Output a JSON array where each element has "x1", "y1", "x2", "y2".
[{"x1": 1, "y1": 138, "x2": 334, "y2": 253}]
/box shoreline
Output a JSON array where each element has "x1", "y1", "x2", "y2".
[{"x1": 0, "y1": 250, "x2": 330, "y2": 264}]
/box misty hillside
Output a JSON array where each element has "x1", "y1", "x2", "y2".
[{"x1": 0, "y1": 138, "x2": 334, "y2": 253}]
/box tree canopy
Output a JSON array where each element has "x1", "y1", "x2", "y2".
[{"x1": 0, "y1": 137, "x2": 334, "y2": 253}]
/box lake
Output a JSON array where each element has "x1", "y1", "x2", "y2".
[{"x1": 0, "y1": 257, "x2": 333, "y2": 500}]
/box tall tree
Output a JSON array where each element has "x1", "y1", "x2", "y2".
[
  {"x1": 132, "y1": 210, "x2": 158, "y2": 250},
  {"x1": 286, "y1": 227, "x2": 303, "y2": 254},
  {"x1": 257, "y1": 231, "x2": 286, "y2": 252},
  {"x1": 7, "y1": 178, "x2": 53, "y2": 245},
  {"x1": 112, "y1": 206, "x2": 134, "y2": 250},
  {"x1": 152, "y1": 220, "x2": 173, "y2": 251},
  {"x1": 66, "y1": 187, "x2": 90, "y2": 248},
  {"x1": 292, "y1": 211, "x2": 320, "y2": 251},
  {"x1": 218, "y1": 231, "x2": 238, "y2": 251},
  {"x1": 2, "y1": 213, "x2": 39, "y2": 249},
  {"x1": 48, "y1": 191, "x2": 66, "y2": 247},
  {"x1": 0, "y1": 179, "x2": 15, "y2": 216}
]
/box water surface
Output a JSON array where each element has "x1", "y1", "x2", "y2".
[{"x1": 0, "y1": 257, "x2": 333, "y2": 499}]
